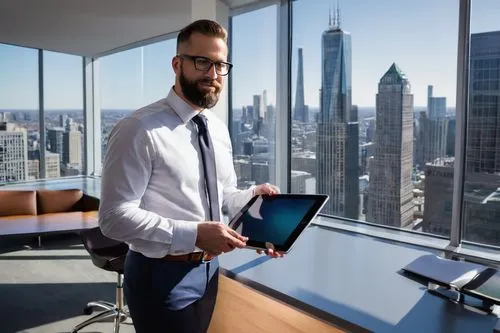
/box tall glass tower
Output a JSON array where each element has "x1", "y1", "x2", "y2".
[
  {"x1": 316, "y1": 10, "x2": 359, "y2": 219},
  {"x1": 467, "y1": 31, "x2": 500, "y2": 174},
  {"x1": 294, "y1": 48, "x2": 308, "y2": 122},
  {"x1": 368, "y1": 63, "x2": 414, "y2": 227}
]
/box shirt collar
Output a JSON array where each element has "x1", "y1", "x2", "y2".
[{"x1": 166, "y1": 87, "x2": 207, "y2": 124}]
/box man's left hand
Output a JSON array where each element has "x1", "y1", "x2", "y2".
[
  {"x1": 252, "y1": 183, "x2": 280, "y2": 197},
  {"x1": 252, "y1": 183, "x2": 284, "y2": 258}
]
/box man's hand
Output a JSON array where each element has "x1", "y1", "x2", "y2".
[
  {"x1": 256, "y1": 248, "x2": 285, "y2": 258},
  {"x1": 253, "y1": 183, "x2": 280, "y2": 196},
  {"x1": 252, "y1": 182, "x2": 284, "y2": 258},
  {"x1": 196, "y1": 222, "x2": 248, "y2": 257}
]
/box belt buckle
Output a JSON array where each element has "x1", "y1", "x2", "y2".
[{"x1": 200, "y1": 251, "x2": 212, "y2": 264}]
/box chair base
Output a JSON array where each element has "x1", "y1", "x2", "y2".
[{"x1": 71, "y1": 300, "x2": 128, "y2": 333}]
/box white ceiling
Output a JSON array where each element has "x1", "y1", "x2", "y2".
[{"x1": 0, "y1": 0, "x2": 267, "y2": 57}]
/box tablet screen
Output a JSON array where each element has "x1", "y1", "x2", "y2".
[{"x1": 230, "y1": 194, "x2": 328, "y2": 252}]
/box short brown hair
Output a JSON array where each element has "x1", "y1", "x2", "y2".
[{"x1": 177, "y1": 19, "x2": 228, "y2": 52}]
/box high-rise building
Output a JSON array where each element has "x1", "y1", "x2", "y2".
[
  {"x1": 427, "y1": 85, "x2": 447, "y2": 119},
  {"x1": 422, "y1": 160, "x2": 454, "y2": 236},
  {"x1": 253, "y1": 95, "x2": 264, "y2": 121},
  {"x1": 63, "y1": 130, "x2": 82, "y2": 166},
  {"x1": 47, "y1": 127, "x2": 64, "y2": 157},
  {"x1": 45, "y1": 152, "x2": 61, "y2": 178},
  {"x1": 367, "y1": 63, "x2": 414, "y2": 228},
  {"x1": 423, "y1": 158, "x2": 500, "y2": 244},
  {"x1": 28, "y1": 159, "x2": 39, "y2": 180},
  {"x1": 446, "y1": 117, "x2": 456, "y2": 156},
  {"x1": 316, "y1": 11, "x2": 359, "y2": 219},
  {"x1": 294, "y1": 48, "x2": 308, "y2": 122},
  {"x1": 423, "y1": 85, "x2": 448, "y2": 164},
  {"x1": 0, "y1": 122, "x2": 28, "y2": 184},
  {"x1": 59, "y1": 114, "x2": 68, "y2": 128},
  {"x1": 467, "y1": 31, "x2": 500, "y2": 174},
  {"x1": 415, "y1": 110, "x2": 448, "y2": 167}
]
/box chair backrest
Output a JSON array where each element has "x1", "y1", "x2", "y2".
[
  {"x1": 81, "y1": 226, "x2": 123, "y2": 251},
  {"x1": 0, "y1": 190, "x2": 37, "y2": 217},
  {"x1": 81, "y1": 227, "x2": 128, "y2": 272},
  {"x1": 37, "y1": 189, "x2": 83, "y2": 214}
]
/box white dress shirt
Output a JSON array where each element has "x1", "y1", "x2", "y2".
[{"x1": 99, "y1": 88, "x2": 254, "y2": 258}]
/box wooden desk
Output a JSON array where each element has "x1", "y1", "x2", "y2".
[
  {"x1": 209, "y1": 274, "x2": 345, "y2": 333},
  {"x1": 0, "y1": 211, "x2": 98, "y2": 237}
]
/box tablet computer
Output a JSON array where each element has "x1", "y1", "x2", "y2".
[
  {"x1": 228, "y1": 194, "x2": 329, "y2": 253},
  {"x1": 462, "y1": 268, "x2": 500, "y2": 305}
]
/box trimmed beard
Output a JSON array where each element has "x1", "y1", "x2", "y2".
[{"x1": 179, "y1": 67, "x2": 220, "y2": 109}]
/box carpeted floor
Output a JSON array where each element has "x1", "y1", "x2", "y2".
[{"x1": 0, "y1": 234, "x2": 135, "y2": 333}]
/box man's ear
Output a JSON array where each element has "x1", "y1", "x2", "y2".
[{"x1": 172, "y1": 56, "x2": 181, "y2": 75}]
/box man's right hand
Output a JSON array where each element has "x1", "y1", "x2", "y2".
[{"x1": 195, "y1": 222, "x2": 248, "y2": 257}]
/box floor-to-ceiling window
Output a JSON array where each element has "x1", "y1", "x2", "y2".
[
  {"x1": 43, "y1": 51, "x2": 84, "y2": 179},
  {"x1": 100, "y1": 39, "x2": 176, "y2": 162},
  {"x1": 230, "y1": 4, "x2": 278, "y2": 189},
  {"x1": 0, "y1": 44, "x2": 38, "y2": 184},
  {"x1": 463, "y1": 0, "x2": 500, "y2": 247},
  {"x1": 291, "y1": 0, "x2": 459, "y2": 238}
]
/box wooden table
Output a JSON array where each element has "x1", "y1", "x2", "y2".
[{"x1": 0, "y1": 211, "x2": 98, "y2": 237}]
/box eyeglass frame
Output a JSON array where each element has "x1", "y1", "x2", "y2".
[{"x1": 177, "y1": 54, "x2": 233, "y2": 76}]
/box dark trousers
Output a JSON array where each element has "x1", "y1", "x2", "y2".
[{"x1": 124, "y1": 250, "x2": 219, "y2": 333}]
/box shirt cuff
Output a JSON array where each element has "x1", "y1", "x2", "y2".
[
  {"x1": 245, "y1": 185, "x2": 257, "y2": 202},
  {"x1": 170, "y1": 220, "x2": 198, "y2": 254}
]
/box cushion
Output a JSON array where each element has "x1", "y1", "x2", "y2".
[
  {"x1": 37, "y1": 189, "x2": 83, "y2": 214},
  {"x1": 0, "y1": 190, "x2": 37, "y2": 217}
]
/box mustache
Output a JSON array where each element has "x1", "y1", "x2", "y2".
[{"x1": 197, "y1": 78, "x2": 221, "y2": 90}]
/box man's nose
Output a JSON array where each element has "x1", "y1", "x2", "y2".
[{"x1": 206, "y1": 64, "x2": 218, "y2": 79}]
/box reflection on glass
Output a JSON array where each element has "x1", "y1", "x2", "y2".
[
  {"x1": 0, "y1": 44, "x2": 38, "y2": 184},
  {"x1": 100, "y1": 40, "x2": 176, "y2": 161},
  {"x1": 291, "y1": 0, "x2": 458, "y2": 236},
  {"x1": 230, "y1": 5, "x2": 277, "y2": 189},
  {"x1": 463, "y1": 0, "x2": 500, "y2": 246}
]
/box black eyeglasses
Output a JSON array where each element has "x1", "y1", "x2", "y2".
[{"x1": 178, "y1": 54, "x2": 233, "y2": 76}]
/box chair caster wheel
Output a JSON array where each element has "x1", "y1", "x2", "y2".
[{"x1": 83, "y1": 306, "x2": 93, "y2": 315}]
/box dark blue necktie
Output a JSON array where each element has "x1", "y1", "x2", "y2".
[{"x1": 192, "y1": 114, "x2": 221, "y2": 221}]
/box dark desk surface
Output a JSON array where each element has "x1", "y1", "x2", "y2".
[
  {"x1": 218, "y1": 226, "x2": 499, "y2": 333},
  {"x1": 0, "y1": 211, "x2": 98, "y2": 237},
  {"x1": 3, "y1": 177, "x2": 499, "y2": 332}
]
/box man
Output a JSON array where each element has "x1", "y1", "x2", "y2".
[{"x1": 99, "y1": 19, "x2": 281, "y2": 333}]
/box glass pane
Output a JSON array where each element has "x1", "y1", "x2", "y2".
[
  {"x1": 100, "y1": 40, "x2": 176, "y2": 162},
  {"x1": 43, "y1": 51, "x2": 83, "y2": 178},
  {"x1": 0, "y1": 44, "x2": 38, "y2": 184},
  {"x1": 291, "y1": 0, "x2": 458, "y2": 236},
  {"x1": 230, "y1": 5, "x2": 277, "y2": 189},
  {"x1": 463, "y1": 0, "x2": 500, "y2": 246}
]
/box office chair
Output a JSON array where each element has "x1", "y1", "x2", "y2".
[{"x1": 72, "y1": 227, "x2": 129, "y2": 333}]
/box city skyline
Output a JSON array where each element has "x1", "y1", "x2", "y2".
[
  {"x1": 1, "y1": 1, "x2": 499, "y2": 110},
  {"x1": 0, "y1": 1, "x2": 499, "y2": 244}
]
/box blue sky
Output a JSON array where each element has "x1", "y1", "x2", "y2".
[{"x1": 0, "y1": 0, "x2": 499, "y2": 110}]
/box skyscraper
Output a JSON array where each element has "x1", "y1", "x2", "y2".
[
  {"x1": 316, "y1": 10, "x2": 359, "y2": 219},
  {"x1": 45, "y1": 151, "x2": 61, "y2": 178},
  {"x1": 294, "y1": 48, "x2": 308, "y2": 122},
  {"x1": 427, "y1": 85, "x2": 447, "y2": 119},
  {"x1": 63, "y1": 130, "x2": 82, "y2": 166},
  {"x1": 426, "y1": 85, "x2": 448, "y2": 164},
  {"x1": 0, "y1": 122, "x2": 28, "y2": 184},
  {"x1": 467, "y1": 31, "x2": 500, "y2": 174},
  {"x1": 367, "y1": 63, "x2": 414, "y2": 227},
  {"x1": 47, "y1": 127, "x2": 64, "y2": 157}
]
